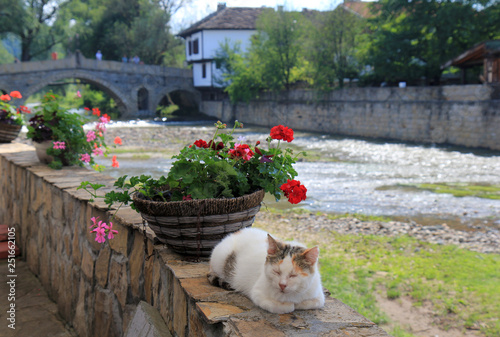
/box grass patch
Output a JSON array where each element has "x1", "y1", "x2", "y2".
[
  {"x1": 379, "y1": 182, "x2": 500, "y2": 200},
  {"x1": 256, "y1": 212, "x2": 499, "y2": 336},
  {"x1": 319, "y1": 233, "x2": 499, "y2": 336}
]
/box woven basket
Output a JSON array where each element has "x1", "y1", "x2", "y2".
[
  {"x1": 0, "y1": 123, "x2": 22, "y2": 143},
  {"x1": 133, "y1": 189, "x2": 265, "y2": 257}
]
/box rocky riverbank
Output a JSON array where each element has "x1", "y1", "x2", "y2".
[{"x1": 255, "y1": 211, "x2": 499, "y2": 254}]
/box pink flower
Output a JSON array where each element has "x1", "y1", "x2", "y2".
[
  {"x1": 80, "y1": 153, "x2": 91, "y2": 163},
  {"x1": 76, "y1": 91, "x2": 81, "y2": 98},
  {"x1": 104, "y1": 222, "x2": 118, "y2": 239},
  {"x1": 96, "y1": 123, "x2": 106, "y2": 132},
  {"x1": 94, "y1": 226, "x2": 106, "y2": 243},
  {"x1": 86, "y1": 130, "x2": 96, "y2": 142},
  {"x1": 52, "y1": 141, "x2": 66, "y2": 150},
  {"x1": 92, "y1": 147, "x2": 104, "y2": 156}
]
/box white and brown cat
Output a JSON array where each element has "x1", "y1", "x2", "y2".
[{"x1": 208, "y1": 228, "x2": 325, "y2": 314}]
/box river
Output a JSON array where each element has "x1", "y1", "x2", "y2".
[{"x1": 97, "y1": 121, "x2": 500, "y2": 231}]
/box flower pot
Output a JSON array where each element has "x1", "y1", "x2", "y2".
[
  {"x1": 133, "y1": 189, "x2": 266, "y2": 257},
  {"x1": 0, "y1": 123, "x2": 22, "y2": 143},
  {"x1": 33, "y1": 140, "x2": 55, "y2": 164}
]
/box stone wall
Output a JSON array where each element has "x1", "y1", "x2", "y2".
[
  {"x1": 0, "y1": 142, "x2": 389, "y2": 337},
  {"x1": 200, "y1": 84, "x2": 500, "y2": 151}
]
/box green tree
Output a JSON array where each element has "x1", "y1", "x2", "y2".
[
  {"x1": 362, "y1": 0, "x2": 498, "y2": 85},
  {"x1": 307, "y1": 7, "x2": 363, "y2": 90},
  {"x1": 57, "y1": 0, "x2": 185, "y2": 66},
  {"x1": 0, "y1": 0, "x2": 68, "y2": 61},
  {"x1": 252, "y1": 7, "x2": 306, "y2": 91}
]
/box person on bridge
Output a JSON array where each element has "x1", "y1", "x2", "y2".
[
  {"x1": 132, "y1": 55, "x2": 140, "y2": 64},
  {"x1": 122, "y1": 55, "x2": 128, "y2": 63},
  {"x1": 96, "y1": 50, "x2": 102, "y2": 61}
]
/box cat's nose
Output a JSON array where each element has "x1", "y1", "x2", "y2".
[{"x1": 279, "y1": 283, "x2": 287, "y2": 291}]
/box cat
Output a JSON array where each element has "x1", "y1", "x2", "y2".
[{"x1": 207, "y1": 227, "x2": 325, "y2": 314}]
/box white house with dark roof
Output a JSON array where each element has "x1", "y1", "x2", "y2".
[{"x1": 177, "y1": 3, "x2": 264, "y2": 91}]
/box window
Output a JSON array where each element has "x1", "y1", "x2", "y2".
[
  {"x1": 193, "y1": 39, "x2": 199, "y2": 55},
  {"x1": 188, "y1": 40, "x2": 192, "y2": 56},
  {"x1": 202, "y1": 63, "x2": 206, "y2": 78}
]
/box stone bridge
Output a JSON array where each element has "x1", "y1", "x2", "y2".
[{"x1": 0, "y1": 52, "x2": 198, "y2": 118}]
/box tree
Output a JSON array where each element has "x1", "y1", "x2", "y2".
[
  {"x1": 362, "y1": 0, "x2": 499, "y2": 85},
  {"x1": 252, "y1": 7, "x2": 306, "y2": 92},
  {"x1": 0, "y1": 0, "x2": 68, "y2": 61},
  {"x1": 57, "y1": 0, "x2": 185, "y2": 65},
  {"x1": 307, "y1": 7, "x2": 363, "y2": 90}
]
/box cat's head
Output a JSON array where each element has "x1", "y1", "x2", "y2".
[{"x1": 265, "y1": 234, "x2": 319, "y2": 294}]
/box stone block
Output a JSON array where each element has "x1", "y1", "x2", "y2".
[
  {"x1": 196, "y1": 302, "x2": 246, "y2": 323},
  {"x1": 81, "y1": 243, "x2": 96, "y2": 280},
  {"x1": 95, "y1": 244, "x2": 111, "y2": 288},
  {"x1": 225, "y1": 318, "x2": 286, "y2": 337},
  {"x1": 144, "y1": 240, "x2": 155, "y2": 303},
  {"x1": 93, "y1": 288, "x2": 115, "y2": 337},
  {"x1": 73, "y1": 279, "x2": 92, "y2": 337},
  {"x1": 124, "y1": 301, "x2": 172, "y2": 337},
  {"x1": 129, "y1": 231, "x2": 145, "y2": 299},
  {"x1": 109, "y1": 255, "x2": 129, "y2": 308},
  {"x1": 57, "y1": 259, "x2": 75, "y2": 323},
  {"x1": 172, "y1": 278, "x2": 188, "y2": 337},
  {"x1": 108, "y1": 221, "x2": 129, "y2": 255},
  {"x1": 180, "y1": 277, "x2": 229, "y2": 301}
]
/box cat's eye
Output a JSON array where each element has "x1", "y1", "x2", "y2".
[
  {"x1": 273, "y1": 270, "x2": 281, "y2": 275},
  {"x1": 289, "y1": 274, "x2": 297, "y2": 278}
]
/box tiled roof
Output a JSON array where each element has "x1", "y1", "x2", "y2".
[{"x1": 178, "y1": 7, "x2": 266, "y2": 37}]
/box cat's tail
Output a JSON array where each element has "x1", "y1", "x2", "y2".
[{"x1": 207, "y1": 271, "x2": 233, "y2": 290}]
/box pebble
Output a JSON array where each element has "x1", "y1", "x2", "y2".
[{"x1": 258, "y1": 213, "x2": 500, "y2": 254}]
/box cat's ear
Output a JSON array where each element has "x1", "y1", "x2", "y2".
[
  {"x1": 303, "y1": 246, "x2": 319, "y2": 265},
  {"x1": 267, "y1": 234, "x2": 279, "y2": 255}
]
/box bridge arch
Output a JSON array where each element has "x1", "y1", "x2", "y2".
[{"x1": 21, "y1": 70, "x2": 132, "y2": 115}]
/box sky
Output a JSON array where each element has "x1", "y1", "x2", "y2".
[{"x1": 170, "y1": 0, "x2": 344, "y2": 33}]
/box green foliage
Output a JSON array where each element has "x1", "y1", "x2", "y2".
[
  {"x1": 253, "y1": 8, "x2": 306, "y2": 91},
  {"x1": 57, "y1": 0, "x2": 184, "y2": 65},
  {"x1": 361, "y1": 0, "x2": 499, "y2": 85},
  {"x1": 306, "y1": 7, "x2": 363, "y2": 90},
  {"x1": 79, "y1": 121, "x2": 307, "y2": 213},
  {"x1": 317, "y1": 233, "x2": 500, "y2": 336},
  {"x1": 26, "y1": 91, "x2": 112, "y2": 170},
  {"x1": 0, "y1": 0, "x2": 68, "y2": 61}
]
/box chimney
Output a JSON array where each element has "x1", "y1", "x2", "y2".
[{"x1": 217, "y1": 2, "x2": 226, "y2": 11}]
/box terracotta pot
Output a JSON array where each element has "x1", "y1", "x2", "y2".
[{"x1": 0, "y1": 123, "x2": 22, "y2": 143}]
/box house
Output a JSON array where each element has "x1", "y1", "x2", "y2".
[
  {"x1": 177, "y1": 3, "x2": 265, "y2": 98},
  {"x1": 443, "y1": 40, "x2": 500, "y2": 84},
  {"x1": 339, "y1": 0, "x2": 377, "y2": 19}
]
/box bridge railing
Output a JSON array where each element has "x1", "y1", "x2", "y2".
[{"x1": 0, "y1": 52, "x2": 192, "y2": 78}]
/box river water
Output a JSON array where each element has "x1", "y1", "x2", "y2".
[{"x1": 98, "y1": 121, "x2": 500, "y2": 230}]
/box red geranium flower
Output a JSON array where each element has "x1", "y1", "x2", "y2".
[
  {"x1": 114, "y1": 136, "x2": 122, "y2": 145},
  {"x1": 270, "y1": 125, "x2": 294, "y2": 142},
  {"x1": 0, "y1": 94, "x2": 10, "y2": 101},
  {"x1": 10, "y1": 91, "x2": 22, "y2": 99},
  {"x1": 229, "y1": 143, "x2": 254, "y2": 161},
  {"x1": 92, "y1": 107, "x2": 101, "y2": 116},
  {"x1": 194, "y1": 139, "x2": 209, "y2": 148},
  {"x1": 280, "y1": 179, "x2": 307, "y2": 204}
]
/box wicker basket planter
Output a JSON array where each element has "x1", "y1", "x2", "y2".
[
  {"x1": 133, "y1": 189, "x2": 265, "y2": 257},
  {"x1": 0, "y1": 123, "x2": 22, "y2": 143}
]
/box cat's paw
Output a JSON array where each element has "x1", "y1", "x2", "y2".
[
  {"x1": 295, "y1": 297, "x2": 324, "y2": 310},
  {"x1": 259, "y1": 300, "x2": 295, "y2": 314}
]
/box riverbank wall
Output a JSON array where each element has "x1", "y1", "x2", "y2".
[{"x1": 200, "y1": 84, "x2": 500, "y2": 151}]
